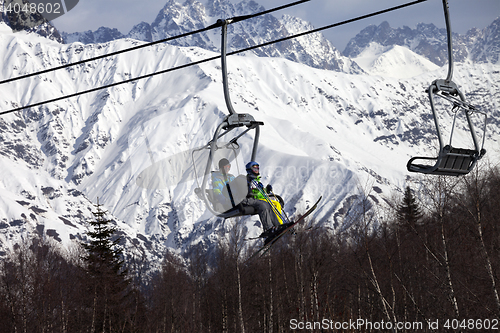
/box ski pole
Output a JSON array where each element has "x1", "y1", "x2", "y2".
[{"x1": 252, "y1": 180, "x2": 291, "y2": 224}]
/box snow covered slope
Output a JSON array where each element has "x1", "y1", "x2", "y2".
[
  {"x1": 0, "y1": 21, "x2": 499, "y2": 259},
  {"x1": 353, "y1": 43, "x2": 439, "y2": 78}
]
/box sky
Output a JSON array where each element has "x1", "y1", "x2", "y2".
[{"x1": 51, "y1": 0, "x2": 500, "y2": 51}]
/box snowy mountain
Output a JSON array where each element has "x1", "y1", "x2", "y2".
[
  {"x1": 62, "y1": 27, "x2": 125, "y2": 45},
  {"x1": 351, "y1": 43, "x2": 440, "y2": 78},
  {"x1": 0, "y1": 4, "x2": 499, "y2": 262},
  {"x1": 344, "y1": 18, "x2": 500, "y2": 66},
  {"x1": 469, "y1": 17, "x2": 500, "y2": 64},
  {"x1": 58, "y1": 1, "x2": 500, "y2": 76},
  {"x1": 61, "y1": 0, "x2": 362, "y2": 73}
]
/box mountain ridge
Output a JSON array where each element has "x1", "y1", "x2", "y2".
[
  {"x1": 343, "y1": 18, "x2": 500, "y2": 65},
  {"x1": 3, "y1": 0, "x2": 497, "y2": 72},
  {"x1": 61, "y1": 0, "x2": 362, "y2": 74},
  {"x1": 56, "y1": 1, "x2": 500, "y2": 70}
]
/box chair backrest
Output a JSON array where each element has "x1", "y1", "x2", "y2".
[
  {"x1": 196, "y1": 173, "x2": 256, "y2": 218},
  {"x1": 437, "y1": 147, "x2": 475, "y2": 172}
]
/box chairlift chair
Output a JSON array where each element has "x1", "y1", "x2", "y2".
[
  {"x1": 193, "y1": 19, "x2": 264, "y2": 218},
  {"x1": 406, "y1": 79, "x2": 487, "y2": 176},
  {"x1": 406, "y1": 0, "x2": 487, "y2": 176}
]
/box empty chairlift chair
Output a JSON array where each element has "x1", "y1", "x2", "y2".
[
  {"x1": 406, "y1": 0, "x2": 487, "y2": 176},
  {"x1": 407, "y1": 79, "x2": 486, "y2": 176}
]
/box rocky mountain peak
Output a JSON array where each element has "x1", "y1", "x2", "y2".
[
  {"x1": 63, "y1": 27, "x2": 125, "y2": 45},
  {"x1": 343, "y1": 21, "x2": 449, "y2": 65},
  {"x1": 470, "y1": 17, "x2": 500, "y2": 64},
  {"x1": 60, "y1": 0, "x2": 361, "y2": 73},
  {"x1": 344, "y1": 17, "x2": 500, "y2": 66}
]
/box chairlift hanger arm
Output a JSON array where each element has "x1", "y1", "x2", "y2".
[
  {"x1": 229, "y1": 122, "x2": 262, "y2": 145},
  {"x1": 218, "y1": 0, "x2": 310, "y2": 116},
  {"x1": 220, "y1": 20, "x2": 236, "y2": 116},
  {"x1": 218, "y1": 9, "x2": 265, "y2": 163},
  {"x1": 442, "y1": 0, "x2": 454, "y2": 83}
]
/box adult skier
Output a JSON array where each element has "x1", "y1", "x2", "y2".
[
  {"x1": 241, "y1": 161, "x2": 284, "y2": 239},
  {"x1": 211, "y1": 158, "x2": 236, "y2": 211}
]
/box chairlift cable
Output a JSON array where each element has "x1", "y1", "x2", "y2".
[
  {"x1": 0, "y1": 0, "x2": 310, "y2": 86},
  {"x1": 0, "y1": 24, "x2": 217, "y2": 86},
  {"x1": 0, "y1": 0, "x2": 429, "y2": 116},
  {"x1": 0, "y1": 53, "x2": 220, "y2": 116}
]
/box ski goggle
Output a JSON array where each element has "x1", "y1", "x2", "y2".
[{"x1": 251, "y1": 165, "x2": 259, "y2": 170}]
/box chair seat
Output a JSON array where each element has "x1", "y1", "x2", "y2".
[
  {"x1": 407, "y1": 146, "x2": 479, "y2": 176},
  {"x1": 195, "y1": 187, "x2": 257, "y2": 218}
]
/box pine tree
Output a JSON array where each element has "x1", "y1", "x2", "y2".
[
  {"x1": 83, "y1": 199, "x2": 125, "y2": 279},
  {"x1": 397, "y1": 186, "x2": 423, "y2": 228},
  {"x1": 82, "y1": 198, "x2": 130, "y2": 333}
]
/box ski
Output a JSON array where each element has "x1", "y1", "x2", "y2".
[{"x1": 245, "y1": 196, "x2": 321, "y2": 262}]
